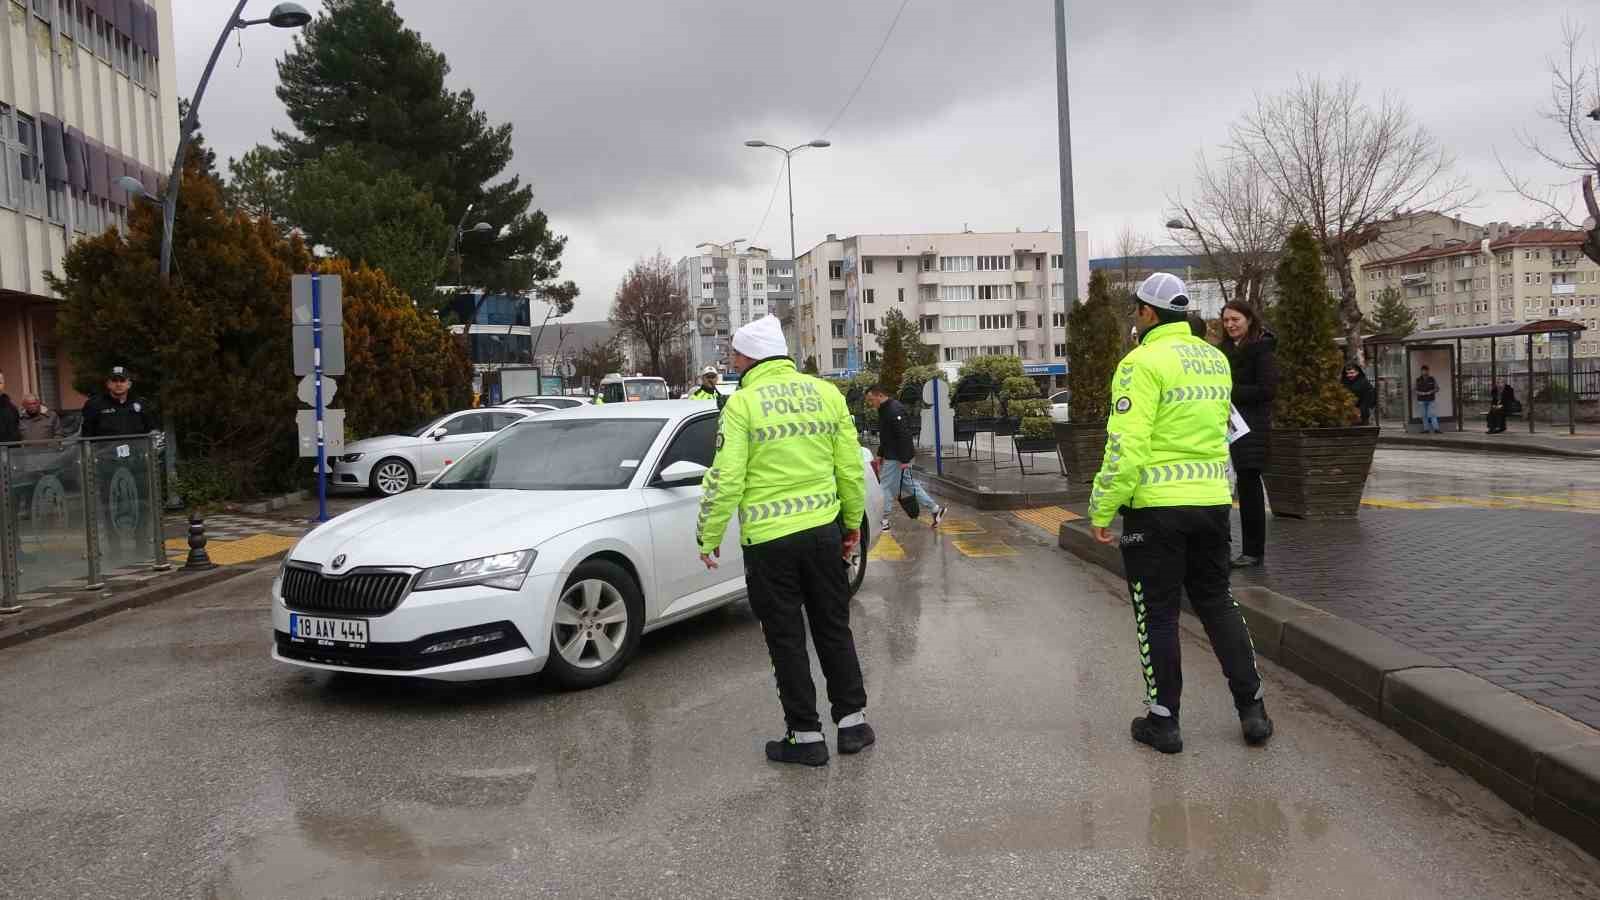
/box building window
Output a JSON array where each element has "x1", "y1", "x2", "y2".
[
  {"x1": 896, "y1": 258, "x2": 904, "y2": 273},
  {"x1": 943, "y1": 346, "x2": 980, "y2": 362},
  {"x1": 863, "y1": 258, "x2": 874, "y2": 275},
  {"x1": 1050, "y1": 283, "x2": 1065, "y2": 300},
  {"x1": 864, "y1": 318, "x2": 876, "y2": 335},
  {"x1": 832, "y1": 349, "x2": 847, "y2": 369},
  {"x1": 2, "y1": 108, "x2": 40, "y2": 212},
  {"x1": 939, "y1": 255, "x2": 974, "y2": 273},
  {"x1": 976, "y1": 284, "x2": 1013, "y2": 301},
  {"x1": 897, "y1": 288, "x2": 904, "y2": 302},
  {"x1": 864, "y1": 288, "x2": 875, "y2": 304},
  {"x1": 976, "y1": 255, "x2": 1012, "y2": 271},
  {"x1": 918, "y1": 284, "x2": 937, "y2": 302},
  {"x1": 1051, "y1": 312, "x2": 1067, "y2": 327},
  {"x1": 919, "y1": 315, "x2": 939, "y2": 332},
  {"x1": 941, "y1": 315, "x2": 977, "y2": 332},
  {"x1": 831, "y1": 318, "x2": 846, "y2": 338},
  {"x1": 939, "y1": 284, "x2": 975, "y2": 302},
  {"x1": 978, "y1": 314, "x2": 1014, "y2": 330},
  {"x1": 1050, "y1": 254, "x2": 1063, "y2": 268},
  {"x1": 866, "y1": 350, "x2": 880, "y2": 365},
  {"x1": 1054, "y1": 343, "x2": 1067, "y2": 357},
  {"x1": 980, "y1": 345, "x2": 1016, "y2": 357},
  {"x1": 829, "y1": 261, "x2": 843, "y2": 280},
  {"x1": 921, "y1": 256, "x2": 934, "y2": 272},
  {"x1": 830, "y1": 290, "x2": 846, "y2": 310}
]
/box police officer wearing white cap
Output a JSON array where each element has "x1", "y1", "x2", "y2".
[{"x1": 690, "y1": 366, "x2": 721, "y2": 402}]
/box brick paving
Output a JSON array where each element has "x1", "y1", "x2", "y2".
[{"x1": 1229, "y1": 508, "x2": 1600, "y2": 728}]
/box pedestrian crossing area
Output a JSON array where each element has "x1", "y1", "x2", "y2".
[{"x1": 869, "y1": 506, "x2": 1081, "y2": 562}]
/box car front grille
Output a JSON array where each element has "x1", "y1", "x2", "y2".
[{"x1": 282, "y1": 565, "x2": 414, "y2": 616}]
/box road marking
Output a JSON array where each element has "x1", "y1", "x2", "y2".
[
  {"x1": 951, "y1": 538, "x2": 1018, "y2": 558},
  {"x1": 869, "y1": 533, "x2": 907, "y2": 562},
  {"x1": 1492, "y1": 493, "x2": 1600, "y2": 511},
  {"x1": 936, "y1": 518, "x2": 986, "y2": 535},
  {"x1": 1013, "y1": 506, "x2": 1081, "y2": 533},
  {"x1": 166, "y1": 533, "x2": 299, "y2": 566}
]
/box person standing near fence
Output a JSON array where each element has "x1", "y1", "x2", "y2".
[
  {"x1": 1218, "y1": 301, "x2": 1278, "y2": 569},
  {"x1": 17, "y1": 396, "x2": 64, "y2": 442},
  {"x1": 0, "y1": 371, "x2": 20, "y2": 445},
  {"x1": 80, "y1": 367, "x2": 158, "y2": 438}
]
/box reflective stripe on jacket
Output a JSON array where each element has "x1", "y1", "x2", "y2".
[
  {"x1": 697, "y1": 358, "x2": 867, "y2": 552},
  {"x1": 1088, "y1": 321, "x2": 1233, "y2": 527},
  {"x1": 690, "y1": 386, "x2": 717, "y2": 400}
]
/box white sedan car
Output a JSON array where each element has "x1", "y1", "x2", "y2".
[
  {"x1": 273, "y1": 401, "x2": 884, "y2": 687},
  {"x1": 327, "y1": 406, "x2": 551, "y2": 497}
]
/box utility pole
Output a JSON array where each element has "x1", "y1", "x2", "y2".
[{"x1": 1054, "y1": 0, "x2": 1080, "y2": 362}]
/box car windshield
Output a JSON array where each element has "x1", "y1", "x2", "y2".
[
  {"x1": 626, "y1": 380, "x2": 669, "y2": 401},
  {"x1": 431, "y1": 418, "x2": 666, "y2": 491}
]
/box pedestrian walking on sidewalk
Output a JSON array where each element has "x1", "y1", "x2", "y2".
[
  {"x1": 865, "y1": 385, "x2": 946, "y2": 532},
  {"x1": 1089, "y1": 273, "x2": 1273, "y2": 755},
  {"x1": 1415, "y1": 366, "x2": 1441, "y2": 433},
  {"x1": 1219, "y1": 300, "x2": 1278, "y2": 570},
  {"x1": 697, "y1": 314, "x2": 874, "y2": 767}
]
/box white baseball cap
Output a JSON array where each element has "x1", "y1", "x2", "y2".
[
  {"x1": 1135, "y1": 272, "x2": 1192, "y2": 312},
  {"x1": 701, "y1": 366, "x2": 719, "y2": 377}
]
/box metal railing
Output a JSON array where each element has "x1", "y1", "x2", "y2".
[{"x1": 1, "y1": 435, "x2": 171, "y2": 610}]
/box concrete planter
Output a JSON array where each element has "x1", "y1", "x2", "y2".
[
  {"x1": 1052, "y1": 421, "x2": 1107, "y2": 501},
  {"x1": 1263, "y1": 426, "x2": 1379, "y2": 519}
]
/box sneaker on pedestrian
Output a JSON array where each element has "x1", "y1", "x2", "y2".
[
  {"x1": 766, "y1": 732, "x2": 829, "y2": 767},
  {"x1": 1230, "y1": 554, "x2": 1263, "y2": 569},
  {"x1": 837, "y1": 722, "x2": 876, "y2": 754},
  {"x1": 880, "y1": 515, "x2": 891, "y2": 533},
  {"x1": 1240, "y1": 701, "x2": 1274, "y2": 746},
  {"x1": 1131, "y1": 712, "x2": 1183, "y2": 754},
  {"x1": 931, "y1": 505, "x2": 948, "y2": 529}
]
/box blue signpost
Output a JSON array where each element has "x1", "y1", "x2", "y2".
[
  {"x1": 311, "y1": 274, "x2": 328, "y2": 523},
  {"x1": 293, "y1": 274, "x2": 343, "y2": 524}
]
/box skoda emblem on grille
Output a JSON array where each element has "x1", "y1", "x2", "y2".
[{"x1": 331, "y1": 554, "x2": 347, "y2": 570}]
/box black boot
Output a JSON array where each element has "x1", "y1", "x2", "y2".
[
  {"x1": 1131, "y1": 713, "x2": 1183, "y2": 754},
  {"x1": 1240, "y1": 701, "x2": 1274, "y2": 746},
  {"x1": 838, "y1": 722, "x2": 876, "y2": 754},
  {"x1": 766, "y1": 733, "x2": 829, "y2": 767}
]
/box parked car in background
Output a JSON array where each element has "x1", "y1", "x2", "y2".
[
  {"x1": 273, "y1": 401, "x2": 883, "y2": 686},
  {"x1": 327, "y1": 406, "x2": 553, "y2": 497},
  {"x1": 503, "y1": 395, "x2": 590, "y2": 410},
  {"x1": 598, "y1": 374, "x2": 669, "y2": 404},
  {"x1": 1047, "y1": 390, "x2": 1071, "y2": 422}
]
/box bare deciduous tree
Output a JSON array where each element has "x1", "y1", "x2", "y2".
[
  {"x1": 1230, "y1": 76, "x2": 1471, "y2": 362},
  {"x1": 609, "y1": 253, "x2": 689, "y2": 378},
  {"x1": 1499, "y1": 22, "x2": 1600, "y2": 266},
  {"x1": 1168, "y1": 151, "x2": 1287, "y2": 311}
]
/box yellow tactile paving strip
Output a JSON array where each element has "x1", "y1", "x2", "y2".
[
  {"x1": 868, "y1": 533, "x2": 907, "y2": 562},
  {"x1": 165, "y1": 533, "x2": 299, "y2": 566},
  {"x1": 1012, "y1": 506, "x2": 1081, "y2": 533},
  {"x1": 950, "y1": 538, "x2": 1018, "y2": 558},
  {"x1": 934, "y1": 518, "x2": 986, "y2": 535}
]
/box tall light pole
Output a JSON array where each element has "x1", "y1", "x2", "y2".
[
  {"x1": 1054, "y1": 0, "x2": 1079, "y2": 355},
  {"x1": 745, "y1": 139, "x2": 830, "y2": 357}
]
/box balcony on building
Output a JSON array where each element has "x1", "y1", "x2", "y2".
[
  {"x1": 1400, "y1": 272, "x2": 1429, "y2": 286},
  {"x1": 917, "y1": 268, "x2": 941, "y2": 286},
  {"x1": 1015, "y1": 328, "x2": 1038, "y2": 343}
]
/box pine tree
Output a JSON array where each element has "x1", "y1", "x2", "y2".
[
  {"x1": 874, "y1": 308, "x2": 922, "y2": 395},
  {"x1": 1371, "y1": 286, "x2": 1418, "y2": 338},
  {"x1": 271, "y1": 0, "x2": 575, "y2": 307},
  {"x1": 1272, "y1": 225, "x2": 1359, "y2": 428},
  {"x1": 1066, "y1": 270, "x2": 1125, "y2": 423}
]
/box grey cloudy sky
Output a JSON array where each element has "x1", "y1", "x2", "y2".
[{"x1": 172, "y1": 0, "x2": 1595, "y2": 321}]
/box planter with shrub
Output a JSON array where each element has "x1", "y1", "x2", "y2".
[
  {"x1": 1263, "y1": 225, "x2": 1377, "y2": 518},
  {"x1": 1054, "y1": 271, "x2": 1124, "y2": 498}
]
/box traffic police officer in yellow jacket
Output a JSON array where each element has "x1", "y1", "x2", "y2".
[
  {"x1": 1089, "y1": 273, "x2": 1273, "y2": 755},
  {"x1": 697, "y1": 314, "x2": 873, "y2": 766},
  {"x1": 690, "y1": 366, "x2": 720, "y2": 401}
]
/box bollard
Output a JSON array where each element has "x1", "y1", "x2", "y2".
[
  {"x1": 183, "y1": 515, "x2": 216, "y2": 571},
  {"x1": 147, "y1": 439, "x2": 171, "y2": 571},
  {"x1": 80, "y1": 441, "x2": 105, "y2": 591},
  {"x1": 1, "y1": 446, "x2": 21, "y2": 614}
]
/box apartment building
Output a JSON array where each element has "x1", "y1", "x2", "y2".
[
  {"x1": 1, "y1": 0, "x2": 177, "y2": 410},
  {"x1": 794, "y1": 231, "x2": 1091, "y2": 384},
  {"x1": 674, "y1": 244, "x2": 788, "y2": 374},
  {"x1": 1332, "y1": 211, "x2": 1482, "y2": 319},
  {"x1": 1362, "y1": 223, "x2": 1599, "y2": 366}
]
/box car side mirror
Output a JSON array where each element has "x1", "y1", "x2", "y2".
[
  {"x1": 431, "y1": 427, "x2": 449, "y2": 440},
  {"x1": 653, "y1": 460, "x2": 708, "y2": 488}
]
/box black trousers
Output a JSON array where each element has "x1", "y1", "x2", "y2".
[
  {"x1": 743, "y1": 522, "x2": 867, "y2": 733},
  {"x1": 1119, "y1": 506, "x2": 1262, "y2": 719},
  {"x1": 1235, "y1": 467, "x2": 1267, "y2": 559}
]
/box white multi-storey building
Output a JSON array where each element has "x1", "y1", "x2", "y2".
[
  {"x1": 795, "y1": 231, "x2": 1091, "y2": 385},
  {"x1": 1, "y1": 0, "x2": 177, "y2": 410},
  {"x1": 675, "y1": 244, "x2": 789, "y2": 375}
]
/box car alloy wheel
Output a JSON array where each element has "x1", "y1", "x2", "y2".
[
  {"x1": 372, "y1": 459, "x2": 413, "y2": 496},
  {"x1": 553, "y1": 579, "x2": 631, "y2": 669}
]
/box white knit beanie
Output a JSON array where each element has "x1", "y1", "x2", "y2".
[{"x1": 731, "y1": 315, "x2": 788, "y2": 360}]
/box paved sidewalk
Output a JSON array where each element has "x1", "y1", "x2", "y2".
[{"x1": 1379, "y1": 424, "x2": 1600, "y2": 458}]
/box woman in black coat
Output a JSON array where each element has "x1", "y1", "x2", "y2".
[{"x1": 1219, "y1": 301, "x2": 1278, "y2": 568}]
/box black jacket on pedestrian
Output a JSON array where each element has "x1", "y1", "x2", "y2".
[
  {"x1": 80, "y1": 392, "x2": 157, "y2": 438},
  {"x1": 1219, "y1": 331, "x2": 1278, "y2": 471},
  {"x1": 876, "y1": 398, "x2": 916, "y2": 463},
  {"x1": 1415, "y1": 374, "x2": 1438, "y2": 403},
  {"x1": 0, "y1": 394, "x2": 20, "y2": 444},
  {"x1": 1341, "y1": 365, "x2": 1377, "y2": 424}
]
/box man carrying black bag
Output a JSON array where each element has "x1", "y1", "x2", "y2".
[{"x1": 865, "y1": 385, "x2": 945, "y2": 533}]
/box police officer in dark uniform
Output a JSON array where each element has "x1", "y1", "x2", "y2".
[
  {"x1": 80, "y1": 366, "x2": 159, "y2": 554},
  {"x1": 80, "y1": 366, "x2": 158, "y2": 438}
]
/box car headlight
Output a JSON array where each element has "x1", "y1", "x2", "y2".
[
  {"x1": 414, "y1": 550, "x2": 536, "y2": 592},
  {"x1": 341, "y1": 453, "x2": 364, "y2": 463}
]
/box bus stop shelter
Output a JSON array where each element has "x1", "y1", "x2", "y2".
[{"x1": 1362, "y1": 319, "x2": 1587, "y2": 435}]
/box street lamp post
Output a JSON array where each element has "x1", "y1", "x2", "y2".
[
  {"x1": 744, "y1": 139, "x2": 830, "y2": 357},
  {"x1": 119, "y1": 1, "x2": 308, "y2": 508},
  {"x1": 1055, "y1": 0, "x2": 1080, "y2": 376},
  {"x1": 1165, "y1": 214, "x2": 1232, "y2": 305}
]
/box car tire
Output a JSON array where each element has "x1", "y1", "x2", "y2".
[
  {"x1": 543, "y1": 559, "x2": 645, "y2": 691},
  {"x1": 369, "y1": 458, "x2": 415, "y2": 497},
  {"x1": 848, "y1": 515, "x2": 869, "y2": 597}
]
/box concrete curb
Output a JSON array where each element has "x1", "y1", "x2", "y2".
[
  {"x1": 1377, "y1": 434, "x2": 1599, "y2": 459},
  {"x1": 233, "y1": 490, "x2": 309, "y2": 515},
  {"x1": 914, "y1": 466, "x2": 1076, "y2": 511},
  {"x1": 0, "y1": 558, "x2": 280, "y2": 652},
  {"x1": 1058, "y1": 518, "x2": 1600, "y2": 859}
]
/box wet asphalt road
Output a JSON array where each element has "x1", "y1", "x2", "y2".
[{"x1": 2, "y1": 503, "x2": 1599, "y2": 899}]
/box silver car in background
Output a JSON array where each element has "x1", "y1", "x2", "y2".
[{"x1": 326, "y1": 406, "x2": 553, "y2": 496}]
